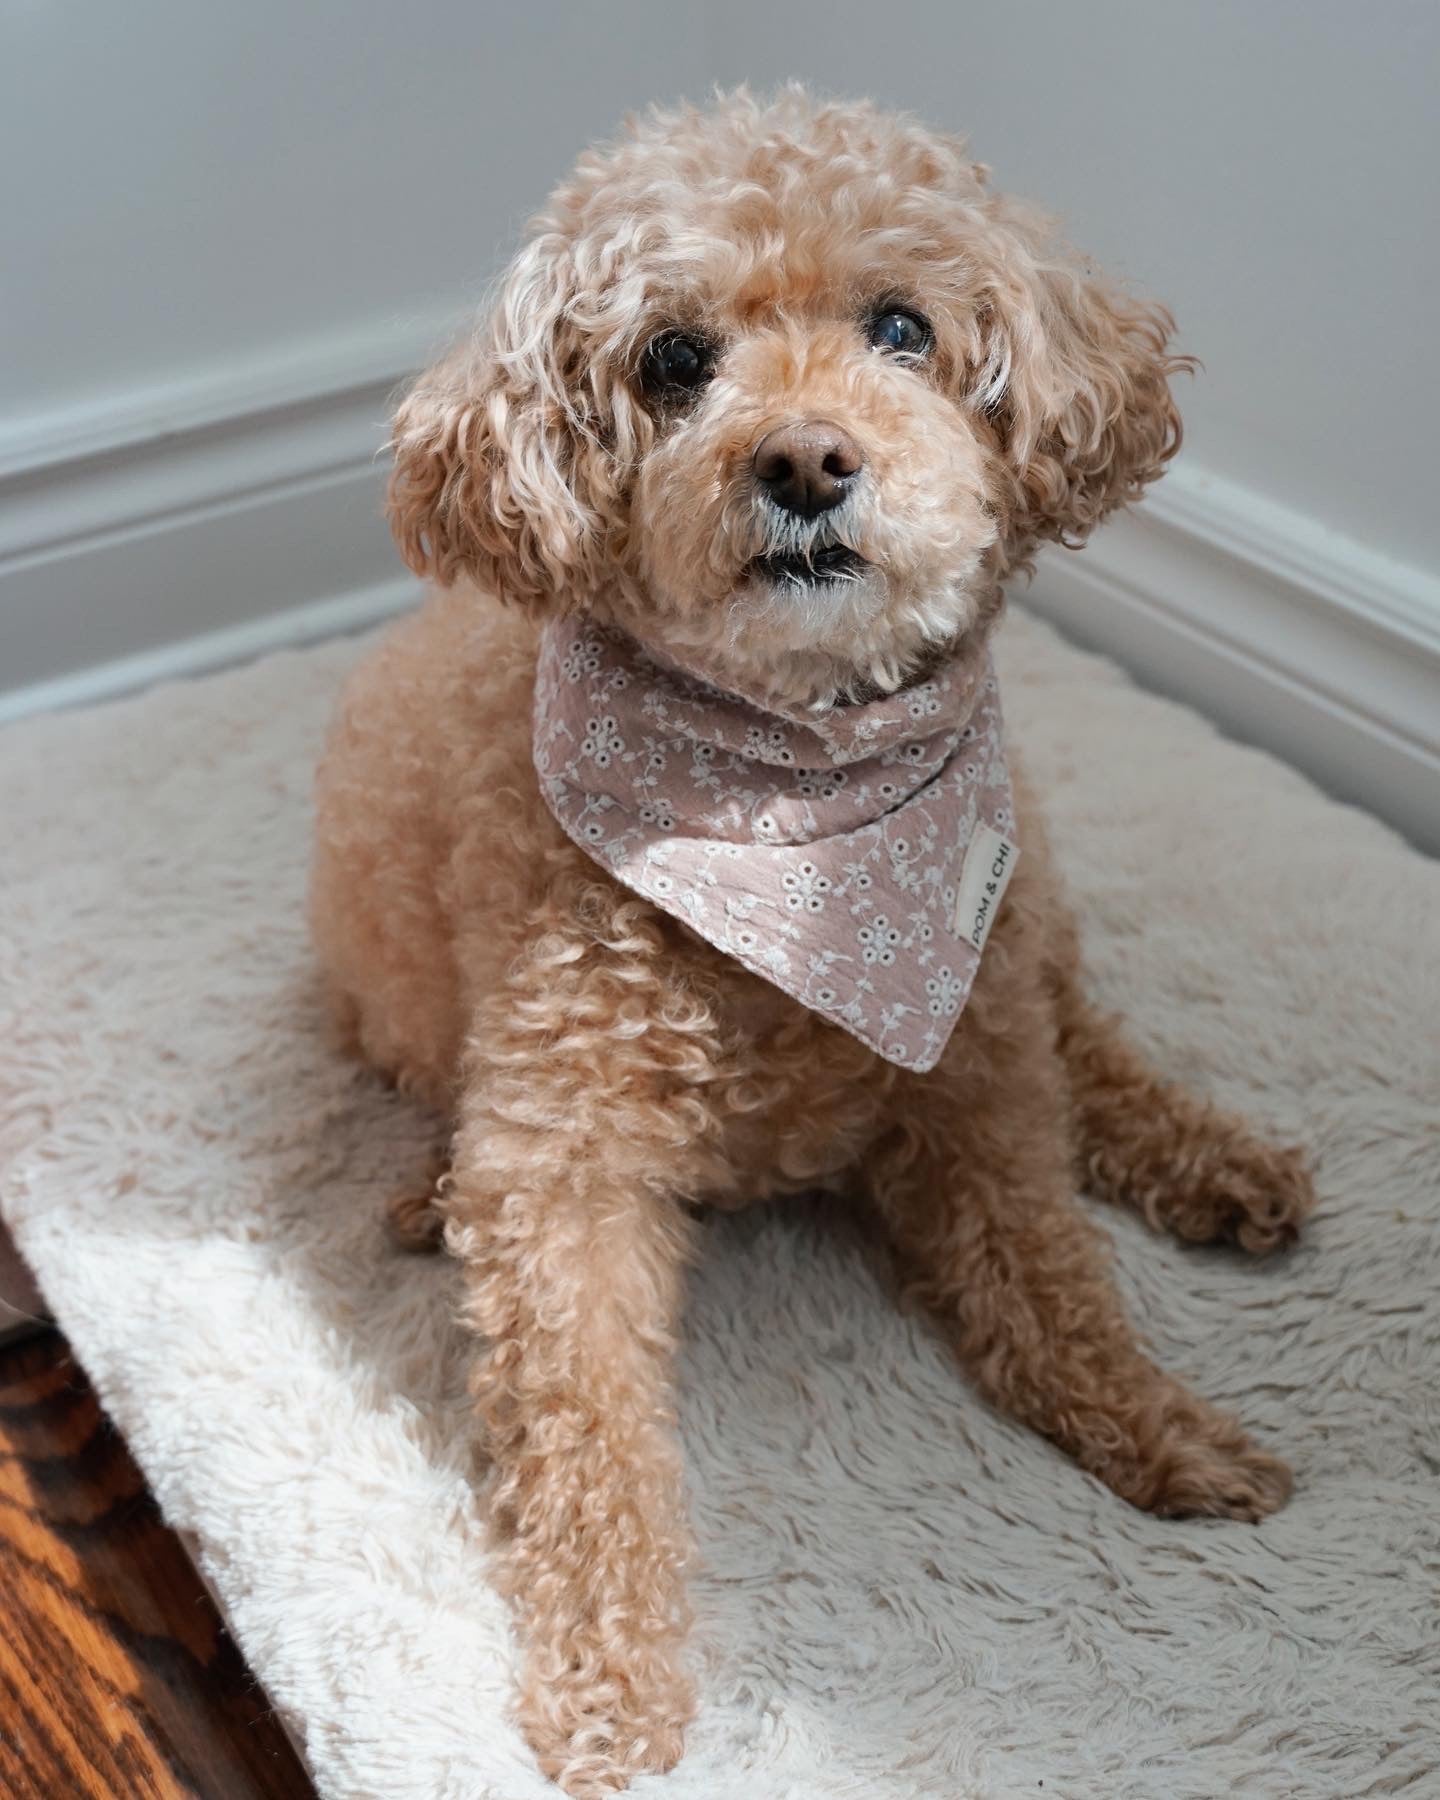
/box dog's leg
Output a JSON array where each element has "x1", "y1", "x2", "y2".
[
  {"x1": 864, "y1": 987, "x2": 1291, "y2": 1521},
  {"x1": 1055, "y1": 977, "x2": 1315, "y2": 1254},
  {"x1": 441, "y1": 898, "x2": 723, "y2": 1797}
]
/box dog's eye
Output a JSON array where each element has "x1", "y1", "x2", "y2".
[
  {"x1": 642, "y1": 332, "x2": 714, "y2": 395},
  {"x1": 867, "y1": 309, "x2": 933, "y2": 359}
]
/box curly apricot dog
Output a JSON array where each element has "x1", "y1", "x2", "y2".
[{"x1": 311, "y1": 88, "x2": 1314, "y2": 1795}]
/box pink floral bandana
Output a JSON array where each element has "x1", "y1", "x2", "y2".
[{"x1": 532, "y1": 618, "x2": 1019, "y2": 1071}]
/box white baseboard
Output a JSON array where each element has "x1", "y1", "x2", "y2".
[
  {"x1": 0, "y1": 311, "x2": 458, "y2": 718},
  {"x1": 1025, "y1": 464, "x2": 1440, "y2": 856},
  {"x1": 0, "y1": 576, "x2": 419, "y2": 727}
]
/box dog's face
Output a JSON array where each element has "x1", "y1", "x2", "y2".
[{"x1": 391, "y1": 90, "x2": 1185, "y2": 707}]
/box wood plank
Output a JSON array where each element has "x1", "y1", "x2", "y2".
[{"x1": 0, "y1": 1332, "x2": 314, "y2": 1798}]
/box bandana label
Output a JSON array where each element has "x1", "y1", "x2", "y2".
[
  {"x1": 953, "y1": 824, "x2": 1020, "y2": 954},
  {"x1": 532, "y1": 619, "x2": 1018, "y2": 1072}
]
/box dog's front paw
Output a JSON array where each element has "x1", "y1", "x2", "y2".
[
  {"x1": 519, "y1": 1651, "x2": 693, "y2": 1796},
  {"x1": 1129, "y1": 1395, "x2": 1293, "y2": 1522},
  {"x1": 1149, "y1": 1431, "x2": 1292, "y2": 1522},
  {"x1": 1086, "y1": 1377, "x2": 1293, "y2": 1523}
]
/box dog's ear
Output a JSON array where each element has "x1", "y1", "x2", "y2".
[
  {"x1": 975, "y1": 201, "x2": 1189, "y2": 568},
  {"x1": 387, "y1": 237, "x2": 610, "y2": 607}
]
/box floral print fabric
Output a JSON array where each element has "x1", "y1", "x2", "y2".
[{"x1": 533, "y1": 618, "x2": 1017, "y2": 1070}]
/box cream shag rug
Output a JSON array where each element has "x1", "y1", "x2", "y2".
[{"x1": 2, "y1": 608, "x2": 1437, "y2": 1800}]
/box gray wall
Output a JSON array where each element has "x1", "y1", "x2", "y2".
[{"x1": 1, "y1": 0, "x2": 705, "y2": 421}]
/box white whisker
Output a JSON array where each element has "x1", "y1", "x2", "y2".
[{"x1": 753, "y1": 492, "x2": 866, "y2": 564}]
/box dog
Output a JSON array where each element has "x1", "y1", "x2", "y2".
[{"x1": 310, "y1": 87, "x2": 1314, "y2": 1796}]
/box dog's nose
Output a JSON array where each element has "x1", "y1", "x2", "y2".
[{"x1": 752, "y1": 420, "x2": 864, "y2": 517}]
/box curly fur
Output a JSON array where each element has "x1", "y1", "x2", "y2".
[{"x1": 312, "y1": 88, "x2": 1311, "y2": 1795}]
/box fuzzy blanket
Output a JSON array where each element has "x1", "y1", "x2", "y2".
[{"x1": 2, "y1": 607, "x2": 1436, "y2": 1800}]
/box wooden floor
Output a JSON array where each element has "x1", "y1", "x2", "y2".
[{"x1": 0, "y1": 1327, "x2": 315, "y2": 1798}]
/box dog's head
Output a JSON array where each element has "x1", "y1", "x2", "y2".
[{"x1": 390, "y1": 88, "x2": 1187, "y2": 707}]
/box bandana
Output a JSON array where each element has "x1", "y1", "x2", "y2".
[{"x1": 532, "y1": 617, "x2": 1019, "y2": 1071}]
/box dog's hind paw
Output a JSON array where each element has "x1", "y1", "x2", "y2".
[
  {"x1": 1175, "y1": 1134, "x2": 1316, "y2": 1256},
  {"x1": 1126, "y1": 1127, "x2": 1317, "y2": 1257},
  {"x1": 384, "y1": 1156, "x2": 448, "y2": 1252}
]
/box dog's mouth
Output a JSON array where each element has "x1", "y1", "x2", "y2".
[{"x1": 751, "y1": 544, "x2": 869, "y2": 587}]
